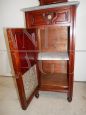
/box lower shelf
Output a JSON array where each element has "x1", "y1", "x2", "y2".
[{"x1": 39, "y1": 73, "x2": 68, "y2": 92}]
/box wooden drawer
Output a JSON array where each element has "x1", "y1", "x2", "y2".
[
  {"x1": 26, "y1": 7, "x2": 70, "y2": 27},
  {"x1": 39, "y1": 60, "x2": 67, "y2": 73}
]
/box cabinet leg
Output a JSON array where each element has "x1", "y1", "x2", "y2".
[
  {"x1": 67, "y1": 71, "x2": 73, "y2": 102},
  {"x1": 67, "y1": 95, "x2": 72, "y2": 102},
  {"x1": 35, "y1": 91, "x2": 39, "y2": 99}
]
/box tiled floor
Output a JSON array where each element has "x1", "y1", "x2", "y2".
[{"x1": 0, "y1": 76, "x2": 86, "y2": 115}]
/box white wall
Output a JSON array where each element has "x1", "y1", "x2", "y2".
[
  {"x1": 0, "y1": 0, "x2": 86, "y2": 81},
  {"x1": 74, "y1": 0, "x2": 86, "y2": 81}
]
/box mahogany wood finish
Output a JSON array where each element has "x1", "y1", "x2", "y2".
[
  {"x1": 39, "y1": 27, "x2": 68, "y2": 52},
  {"x1": 39, "y1": 0, "x2": 67, "y2": 5},
  {"x1": 7, "y1": 28, "x2": 39, "y2": 110},
  {"x1": 6, "y1": 1, "x2": 79, "y2": 110},
  {"x1": 40, "y1": 60, "x2": 67, "y2": 73},
  {"x1": 25, "y1": 7, "x2": 70, "y2": 28},
  {"x1": 25, "y1": 5, "x2": 77, "y2": 103},
  {"x1": 40, "y1": 73, "x2": 68, "y2": 92}
]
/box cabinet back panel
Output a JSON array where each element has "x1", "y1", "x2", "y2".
[
  {"x1": 39, "y1": 26, "x2": 68, "y2": 52},
  {"x1": 38, "y1": 26, "x2": 68, "y2": 73},
  {"x1": 38, "y1": 60, "x2": 67, "y2": 73}
]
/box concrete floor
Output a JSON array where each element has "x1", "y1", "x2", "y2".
[{"x1": 0, "y1": 76, "x2": 86, "y2": 115}]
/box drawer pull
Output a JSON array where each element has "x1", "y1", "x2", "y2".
[
  {"x1": 47, "y1": 14, "x2": 52, "y2": 20},
  {"x1": 42, "y1": 12, "x2": 56, "y2": 24}
]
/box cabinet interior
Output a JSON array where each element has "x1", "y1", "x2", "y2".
[{"x1": 37, "y1": 26, "x2": 70, "y2": 91}]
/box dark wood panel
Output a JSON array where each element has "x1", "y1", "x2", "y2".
[
  {"x1": 39, "y1": 0, "x2": 67, "y2": 5},
  {"x1": 40, "y1": 73, "x2": 68, "y2": 92},
  {"x1": 39, "y1": 26, "x2": 68, "y2": 52},
  {"x1": 7, "y1": 28, "x2": 39, "y2": 110},
  {"x1": 39, "y1": 60, "x2": 67, "y2": 73},
  {"x1": 7, "y1": 28, "x2": 37, "y2": 75}
]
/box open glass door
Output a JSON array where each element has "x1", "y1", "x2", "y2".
[{"x1": 7, "y1": 28, "x2": 39, "y2": 110}]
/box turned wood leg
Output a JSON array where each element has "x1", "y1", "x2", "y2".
[
  {"x1": 67, "y1": 73, "x2": 73, "y2": 102},
  {"x1": 67, "y1": 96, "x2": 72, "y2": 102},
  {"x1": 67, "y1": 90, "x2": 72, "y2": 102},
  {"x1": 35, "y1": 91, "x2": 39, "y2": 98}
]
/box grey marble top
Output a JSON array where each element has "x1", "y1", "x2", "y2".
[
  {"x1": 38, "y1": 52, "x2": 69, "y2": 61},
  {"x1": 21, "y1": 1, "x2": 79, "y2": 12}
]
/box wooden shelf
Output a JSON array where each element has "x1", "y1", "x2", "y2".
[
  {"x1": 40, "y1": 73, "x2": 68, "y2": 92},
  {"x1": 38, "y1": 52, "x2": 69, "y2": 61}
]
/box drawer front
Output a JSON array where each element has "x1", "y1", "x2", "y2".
[
  {"x1": 39, "y1": 61, "x2": 67, "y2": 73},
  {"x1": 26, "y1": 7, "x2": 70, "y2": 27}
]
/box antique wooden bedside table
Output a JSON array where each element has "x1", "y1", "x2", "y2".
[{"x1": 6, "y1": 1, "x2": 79, "y2": 110}]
